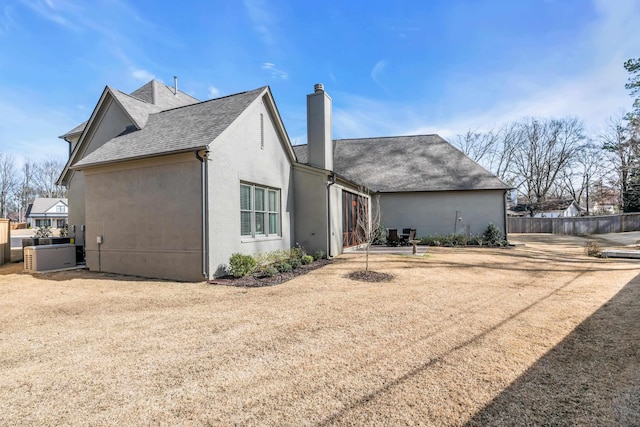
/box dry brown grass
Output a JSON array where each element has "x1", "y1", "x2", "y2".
[{"x1": 1, "y1": 234, "x2": 639, "y2": 425}]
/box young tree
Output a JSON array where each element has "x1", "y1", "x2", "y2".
[
  {"x1": 355, "y1": 191, "x2": 381, "y2": 272},
  {"x1": 0, "y1": 152, "x2": 17, "y2": 218},
  {"x1": 558, "y1": 142, "x2": 607, "y2": 212}
]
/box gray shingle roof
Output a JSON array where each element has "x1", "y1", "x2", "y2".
[
  {"x1": 73, "y1": 87, "x2": 267, "y2": 168},
  {"x1": 27, "y1": 198, "x2": 68, "y2": 215},
  {"x1": 293, "y1": 135, "x2": 510, "y2": 192},
  {"x1": 110, "y1": 88, "x2": 163, "y2": 129},
  {"x1": 129, "y1": 80, "x2": 200, "y2": 109},
  {"x1": 60, "y1": 80, "x2": 200, "y2": 139}
]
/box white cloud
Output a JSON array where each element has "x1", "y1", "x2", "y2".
[
  {"x1": 370, "y1": 60, "x2": 388, "y2": 91},
  {"x1": 208, "y1": 86, "x2": 221, "y2": 98},
  {"x1": 243, "y1": 0, "x2": 274, "y2": 47},
  {"x1": 131, "y1": 68, "x2": 155, "y2": 82},
  {"x1": 261, "y1": 62, "x2": 288, "y2": 80},
  {"x1": 334, "y1": 0, "x2": 640, "y2": 141}
]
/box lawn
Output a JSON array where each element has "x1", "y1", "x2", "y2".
[{"x1": 1, "y1": 235, "x2": 639, "y2": 425}]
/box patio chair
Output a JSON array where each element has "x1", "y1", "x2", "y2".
[
  {"x1": 401, "y1": 228, "x2": 414, "y2": 246},
  {"x1": 387, "y1": 228, "x2": 400, "y2": 246}
]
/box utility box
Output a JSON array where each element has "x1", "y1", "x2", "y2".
[{"x1": 24, "y1": 244, "x2": 76, "y2": 272}]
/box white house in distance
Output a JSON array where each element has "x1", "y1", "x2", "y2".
[
  {"x1": 58, "y1": 80, "x2": 509, "y2": 281},
  {"x1": 26, "y1": 198, "x2": 68, "y2": 229}
]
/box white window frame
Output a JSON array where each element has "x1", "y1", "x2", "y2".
[{"x1": 240, "y1": 182, "x2": 281, "y2": 239}]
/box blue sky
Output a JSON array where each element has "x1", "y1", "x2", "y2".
[{"x1": 1, "y1": 0, "x2": 639, "y2": 164}]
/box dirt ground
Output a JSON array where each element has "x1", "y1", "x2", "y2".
[{"x1": 1, "y1": 234, "x2": 639, "y2": 425}]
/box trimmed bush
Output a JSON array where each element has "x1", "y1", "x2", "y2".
[
  {"x1": 301, "y1": 255, "x2": 314, "y2": 265},
  {"x1": 229, "y1": 253, "x2": 257, "y2": 278},
  {"x1": 313, "y1": 250, "x2": 325, "y2": 260},
  {"x1": 261, "y1": 265, "x2": 278, "y2": 277},
  {"x1": 275, "y1": 261, "x2": 292, "y2": 273},
  {"x1": 483, "y1": 223, "x2": 507, "y2": 247},
  {"x1": 289, "y1": 258, "x2": 301, "y2": 269}
]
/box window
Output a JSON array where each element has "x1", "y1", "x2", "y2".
[
  {"x1": 56, "y1": 205, "x2": 67, "y2": 213},
  {"x1": 35, "y1": 219, "x2": 51, "y2": 227},
  {"x1": 240, "y1": 183, "x2": 280, "y2": 238}
]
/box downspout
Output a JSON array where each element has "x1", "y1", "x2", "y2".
[
  {"x1": 503, "y1": 190, "x2": 509, "y2": 241},
  {"x1": 326, "y1": 172, "x2": 336, "y2": 258},
  {"x1": 195, "y1": 150, "x2": 209, "y2": 279}
]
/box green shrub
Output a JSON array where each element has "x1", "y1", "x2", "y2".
[
  {"x1": 229, "y1": 253, "x2": 257, "y2": 278},
  {"x1": 34, "y1": 226, "x2": 52, "y2": 238},
  {"x1": 313, "y1": 250, "x2": 325, "y2": 260},
  {"x1": 59, "y1": 224, "x2": 69, "y2": 237},
  {"x1": 275, "y1": 261, "x2": 292, "y2": 273},
  {"x1": 372, "y1": 224, "x2": 387, "y2": 245},
  {"x1": 301, "y1": 255, "x2": 314, "y2": 265},
  {"x1": 289, "y1": 258, "x2": 301, "y2": 269},
  {"x1": 483, "y1": 223, "x2": 507, "y2": 247},
  {"x1": 260, "y1": 265, "x2": 278, "y2": 277}
]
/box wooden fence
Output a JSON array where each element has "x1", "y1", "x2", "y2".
[
  {"x1": 508, "y1": 213, "x2": 640, "y2": 235},
  {"x1": 0, "y1": 219, "x2": 10, "y2": 265}
]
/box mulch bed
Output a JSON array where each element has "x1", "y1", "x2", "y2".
[
  {"x1": 346, "y1": 270, "x2": 394, "y2": 282},
  {"x1": 209, "y1": 259, "x2": 333, "y2": 287}
]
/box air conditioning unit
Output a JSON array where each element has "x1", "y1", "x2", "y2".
[{"x1": 24, "y1": 244, "x2": 77, "y2": 272}]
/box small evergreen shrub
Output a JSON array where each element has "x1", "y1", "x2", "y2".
[
  {"x1": 301, "y1": 255, "x2": 314, "y2": 265},
  {"x1": 59, "y1": 224, "x2": 69, "y2": 237},
  {"x1": 275, "y1": 261, "x2": 292, "y2": 273},
  {"x1": 229, "y1": 253, "x2": 257, "y2": 277},
  {"x1": 373, "y1": 224, "x2": 387, "y2": 245},
  {"x1": 313, "y1": 250, "x2": 325, "y2": 260},
  {"x1": 483, "y1": 223, "x2": 507, "y2": 247},
  {"x1": 261, "y1": 265, "x2": 278, "y2": 277},
  {"x1": 289, "y1": 258, "x2": 301, "y2": 269}
]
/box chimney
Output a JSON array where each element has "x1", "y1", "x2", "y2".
[
  {"x1": 173, "y1": 76, "x2": 178, "y2": 95},
  {"x1": 307, "y1": 83, "x2": 333, "y2": 171}
]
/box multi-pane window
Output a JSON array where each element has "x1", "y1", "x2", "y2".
[
  {"x1": 56, "y1": 205, "x2": 67, "y2": 213},
  {"x1": 240, "y1": 183, "x2": 280, "y2": 237}
]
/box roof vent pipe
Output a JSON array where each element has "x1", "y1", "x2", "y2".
[
  {"x1": 173, "y1": 76, "x2": 178, "y2": 95},
  {"x1": 314, "y1": 83, "x2": 324, "y2": 93}
]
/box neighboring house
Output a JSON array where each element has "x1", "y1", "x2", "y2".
[
  {"x1": 58, "y1": 80, "x2": 506, "y2": 281},
  {"x1": 293, "y1": 136, "x2": 510, "y2": 237},
  {"x1": 510, "y1": 199, "x2": 583, "y2": 218},
  {"x1": 26, "y1": 198, "x2": 68, "y2": 229}
]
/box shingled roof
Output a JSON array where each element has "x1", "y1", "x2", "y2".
[
  {"x1": 293, "y1": 135, "x2": 510, "y2": 192},
  {"x1": 74, "y1": 86, "x2": 268, "y2": 168},
  {"x1": 59, "y1": 80, "x2": 200, "y2": 140}
]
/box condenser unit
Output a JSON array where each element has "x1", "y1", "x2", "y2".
[{"x1": 23, "y1": 244, "x2": 76, "y2": 272}]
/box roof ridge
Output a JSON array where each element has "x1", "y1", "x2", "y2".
[
  {"x1": 146, "y1": 86, "x2": 268, "y2": 116},
  {"x1": 334, "y1": 134, "x2": 440, "y2": 142}
]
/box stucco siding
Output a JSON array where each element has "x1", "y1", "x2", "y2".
[
  {"x1": 378, "y1": 190, "x2": 506, "y2": 237},
  {"x1": 292, "y1": 166, "x2": 329, "y2": 257},
  {"x1": 67, "y1": 98, "x2": 135, "y2": 236},
  {"x1": 83, "y1": 154, "x2": 203, "y2": 281},
  {"x1": 207, "y1": 96, "x2": 293, "y2": 277}
]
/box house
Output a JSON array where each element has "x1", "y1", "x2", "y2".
[
  {"x1": 293, "y1": 135, "x2": 510, "y2": 238},
  {"x1": 509, "y1": 199, "x2": 583, "y2": 218},
  {"x1": 26, "y1": 198, "x2": 68, "y2": 229},
  {"x1": 58, "y1": 80, "x2": 506, "y2": 281}
]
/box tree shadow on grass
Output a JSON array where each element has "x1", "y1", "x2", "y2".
[{"x1": 465, "y1": 274, "x2": 640, "y2": 426}]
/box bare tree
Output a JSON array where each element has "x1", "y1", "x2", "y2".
[
  {"x1": 0, "y1": 152, "x2": 17, "y2": 218},
  {"x1": 453, "y1": 124, "x2": 518, "y2": 183},
  {"x1": 558, "y1": 142, "x2": 607, "y2": 210},
  {"x1": 355, "y1": 191, "x2": 381, "y2": 272},
  {"x1": 601, "y1": 114, "x2": 639, "y2": 211},
  {"x1": 33, "y1": 159, "x2": 67, "y2": 198},
  {"x1": 510, "y1": 117, "x2": 585, "y2": 214}
]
